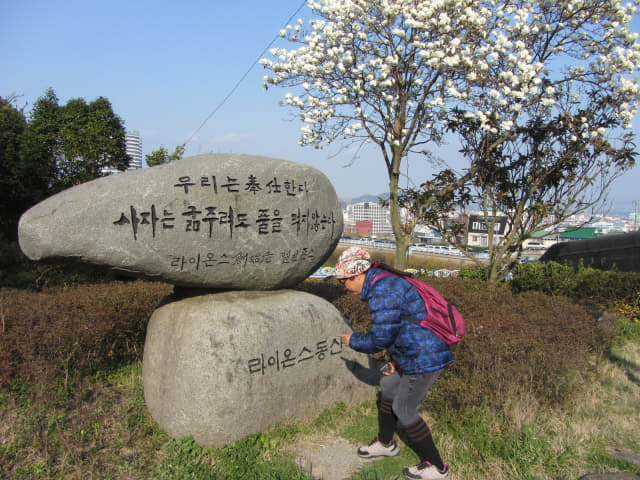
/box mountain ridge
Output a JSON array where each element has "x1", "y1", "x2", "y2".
[
  {"x1": 339, "y1": 193, "x2": 634, "y2": 217},
  {"x1": 339, "y1": 192, "x2": 389, "y2": 208}
]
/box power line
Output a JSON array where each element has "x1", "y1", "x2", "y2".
[{"x1": 184, "y1": 0, "x2": 308, "y2": 147}]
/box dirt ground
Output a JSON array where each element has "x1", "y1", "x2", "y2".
[{"x1": 289, "y1": 434, "x2": 372, "y2": 480}]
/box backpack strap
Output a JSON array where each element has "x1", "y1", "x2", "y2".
[
  {"x1": 371, "y1": 261, "x2": 412, "y2": 277},
  {"x1": 447, "y1": 302, "x2": 458, "y2": 336},
  {"x1": 370, "y1": 272, "x2": 395, "y2": 286}
]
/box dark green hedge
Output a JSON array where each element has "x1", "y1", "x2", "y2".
[{"x1": 510, "y1": 261, "x2": 640, "y2": 305}]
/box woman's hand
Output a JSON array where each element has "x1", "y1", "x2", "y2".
[
  {"x1": 380, "y1": 361, "x2": 396, "y2": 376},
  {"x1": 337, "y1": 333, "x2": 352, "y2": 347}
]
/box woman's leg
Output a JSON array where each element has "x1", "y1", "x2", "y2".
[
  {"x1": 378, "y1": 371, "x2": 401, "y2": 443},
  {"x1": 356, "y1": 372, "x2": 402, "y2": 458},
  {"x1": 392, "y1": 370, "x2": 445, "y2": 470}
]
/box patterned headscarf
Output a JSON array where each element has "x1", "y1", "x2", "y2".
[{"x1": 334, "y1": 246, "x2": 372, "y2": 279}]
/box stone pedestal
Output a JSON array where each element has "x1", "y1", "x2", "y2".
[{"x1": 142, "y1": 289, "x2": 376, "y2": 447}]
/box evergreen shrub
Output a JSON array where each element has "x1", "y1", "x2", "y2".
[
  {"x1": 511, "y1": 261, "x2": 640, "y2": 305},
  {"x1": 458, "y1": 265, "x2": 488, "y2": 280}
]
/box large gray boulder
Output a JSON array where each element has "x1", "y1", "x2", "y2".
[
  {"x1": 142, "y1": 289, "x2": 376, "y2": 447},
  {"x1": 18, "y1": 154, "x2": 343, "y2": 289}
]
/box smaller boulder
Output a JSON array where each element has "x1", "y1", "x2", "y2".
[{"x1": 142, "y1": 289, "x2": 377, "y2": 447}]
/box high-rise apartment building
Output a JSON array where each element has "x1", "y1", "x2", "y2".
[
  {"x1": 346, "y1": 201, "x2": 393, "y2": 235},
  {"x1": 125, "y1": 130, "x2": 143, "y2": 170},
  {"x1": 100, "y1": 130, "x2": 143, "y2": 175}
]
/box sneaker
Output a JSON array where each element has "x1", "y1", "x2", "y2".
[
  {"x1": 357, "y1": 437, "x2": 400, "y2": 458},
  {"x1": 403, "y1": 461, "x2": 450, "y2": 479}
]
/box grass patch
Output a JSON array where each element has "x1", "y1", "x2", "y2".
[
  {"x1": 1, "y1": 278, "x2": 639, "y2": 479},
  {"x1": 0, "y1": 360, "x2": 169, "y2": 479},
  {"x1": 153, "y1": 424, "x2": 314, "y2": 479},
  {"x1": 618, "y1": 317, "x2": 640, "y2": 344},
  {"x1": 2, "y1": 341, "x2": 639, "y2": 479}
]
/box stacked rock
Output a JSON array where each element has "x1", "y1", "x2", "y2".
[{"x1": 18, "y1": 154, "x2": 376, "y2": 447}]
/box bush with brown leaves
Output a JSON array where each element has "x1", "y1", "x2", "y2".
[
  {"x1": 0, "y1": 280, "x2": 173, "y2": 393},
  {"x1": 300, "y1": 276, "x2": 617, "y2": 410},
  {"x1": 1, "y1": 275, "x2": 617, "y2": 411}
]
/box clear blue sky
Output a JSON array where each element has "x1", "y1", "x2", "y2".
[{"x1": 2, "y1": 0, "x2": 640, "y2": 212}]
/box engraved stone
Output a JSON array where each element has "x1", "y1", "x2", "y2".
[
  {"x1": 579, "y1": 474, "x2": 640, "y2": 480},
  {"x1": 142, "y1": 289, "x2": 377, "y2": 447},
  {"x1": 609, "y1": 448, "x2": 640, "y2": 468},
  {"x1": 18, "y1": 154, "x2": 343, "y2": 289}
]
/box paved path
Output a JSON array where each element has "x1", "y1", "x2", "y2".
[
  {"x1": 290, "y1": 434, "x2": 370, "y2": 480},
  {"x1": 292, "y1": 438, "x2": 640, "y2": 480}
]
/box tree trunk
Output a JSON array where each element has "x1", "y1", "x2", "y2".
[
  {"x1": 488, "y1": 261, "x2": 501, "y2": 282},
  {"x1": 394, "y1": 230, "x2": 409, "y2": 270},
  {"x1": 388, "y1": 151, "x2": 409, "y2": 270}
]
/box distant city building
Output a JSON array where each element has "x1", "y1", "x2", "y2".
[
  {"x1": 412, "y1": 224, "x2": 442, "y2": 244},
  {"x1": 557, "y1": 227, "x2": 606, "y2": 241},
  {"x1": 466, "y1": 213, "x2": 509, "y2": 248},
  {"x1": 100, "y1": 165, "x2": 121, "y2": 176},
  {"x1": 355, "y1": 220, "x2": 373, "y2": 236},
  {"x1": 125, "y1": 130, "x2": 143, "y2": 170},
  {"x1": 346, "y1": 201, "x2": 393, "y2": 235}
]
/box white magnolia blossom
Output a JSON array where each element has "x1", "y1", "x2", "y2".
[
  {"x1": 501, "y1": 120, "x2": 514, "y2": 130},
  {"x1": 261, "y1": 0, "x2": 640, "y2": 148}
]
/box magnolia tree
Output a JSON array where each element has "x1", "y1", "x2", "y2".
[
  {"x1": 401, "y1": 0, "x2": 640, "y2": 280},
  {"x1": 261, "y1": 0, "x2": 640, "y2": 271}
]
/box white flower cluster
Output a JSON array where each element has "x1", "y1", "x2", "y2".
[{"x1": 260, "y1": 0, "x2": 640, "y2": 147}]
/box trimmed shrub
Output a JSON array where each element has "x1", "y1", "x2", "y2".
[
  {"x1": 427, "y1": 277, "x2": 617, "y2": 410},
  {"x1": 301, "y1": 276, "x2": 617, "y2": 410},
  {"x1": 1, "y1": 275, "x2": 618, "y2": 412},
  {"x1": 511, "y1": 261, "x2": 640, "y2": 306},
  {"x1": 0, "y1": 280, "x2": 173, "y2": 393}
]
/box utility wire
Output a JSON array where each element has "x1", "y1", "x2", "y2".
[{"x1": 184, "y1": 0, "x2": 308, "y2": 147}]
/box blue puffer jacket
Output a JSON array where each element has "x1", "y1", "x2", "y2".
[{"x1": 349, "y1": 267, "x2": 453, "y2": 375}]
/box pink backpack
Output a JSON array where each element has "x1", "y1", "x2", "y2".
[{"x1": 371, "y1": 272, "x2": 466, "y2": 346}]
